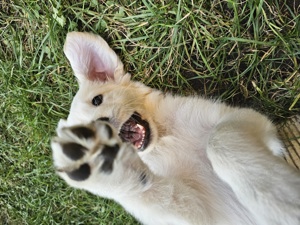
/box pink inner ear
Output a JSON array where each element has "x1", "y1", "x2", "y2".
[
  {"x1": 88, "y1": 55, "x2": 114, "y2": 82},
  {"x1": 64, "y1": 32, "x2": 124, "y2": 83}
]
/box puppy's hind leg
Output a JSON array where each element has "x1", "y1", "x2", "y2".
[{"x1": 207, "y1": 109, "x2": 300, "y2": 225}]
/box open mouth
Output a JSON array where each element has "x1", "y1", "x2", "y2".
[{"x1": 119, "y1": 112, "x2": 151, "y2": 151}]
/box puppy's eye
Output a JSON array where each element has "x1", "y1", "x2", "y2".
[{"x1": 92, "y1": 95, "x2": 103, "y2": 106}]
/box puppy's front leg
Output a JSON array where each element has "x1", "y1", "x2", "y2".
[
  {"x1": 207, "y1": 110, "x2": 300, "y2": 225},
  {"x1": 51, "y1": 121, "x2": 206, "y2": 225}
]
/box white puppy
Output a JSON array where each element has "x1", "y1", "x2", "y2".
[{"x1": 51, "y1": 32, "x2": 300, "y2": 225}]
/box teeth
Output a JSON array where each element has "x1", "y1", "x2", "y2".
[
  {"x1": 135, "y1": 132, "x2": 145, "y2": 149},
  {"x1": 136, "y1": 124, "x2": 143, "y2": 130},
  {"x1": 121, "y1": 121, "x2": 146, "y2": 149}
]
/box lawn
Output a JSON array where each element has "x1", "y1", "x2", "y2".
[{"x1": 0, "y1": 0, "x2": 299, "y2": 224}]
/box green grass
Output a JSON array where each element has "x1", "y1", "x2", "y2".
[{"x1": 0, "y1": 0, "x2": 299, "y2": 224}]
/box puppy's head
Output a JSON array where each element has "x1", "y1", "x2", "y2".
[{"x1": 59, "y1": 32, "x2": 158, "y2": 151}]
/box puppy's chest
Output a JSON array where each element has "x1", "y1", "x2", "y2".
[{"x1": 140, "y1": 134, "x2": 212, "y2": 178}]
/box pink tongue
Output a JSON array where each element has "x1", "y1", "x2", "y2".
[
  {"x1": 129, "y1": 133, "x2": 142, "y2": 148},
  {"x1": 132, "y1": 133, "x2": 142, "y2": 141}
]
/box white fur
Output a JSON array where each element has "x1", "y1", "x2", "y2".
[{"x1": 52, "y1": 32, "x2": 300, "y2": 225}]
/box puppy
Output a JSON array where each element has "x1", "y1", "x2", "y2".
[{"x1": 51, "y1": 32, "x2": 300, "y2": 225}]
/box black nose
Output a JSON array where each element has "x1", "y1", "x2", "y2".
[{"x1": 97, "y1": 117, "x2": 110, "y2": 122}]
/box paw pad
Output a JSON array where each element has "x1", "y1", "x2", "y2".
[
  {"x1": 62, "y1": 143, "x2": 87, "y2": 160},
  {"x1": 67, "y1": 163, "x2": 91, "y2": 181},
  {"x1": 100, "y1": 144, "x2": 120, "y2": 173},
  {"x1": 70, "y1": 126, "x2": 95, "y2": 139}
]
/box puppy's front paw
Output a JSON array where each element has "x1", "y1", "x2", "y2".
[
  {"x1": 51, "y1": 121, "x2": 149, "y2": 197},
  {"x1": 52, "y1": 121, "x2": 126, "y2": 180}
]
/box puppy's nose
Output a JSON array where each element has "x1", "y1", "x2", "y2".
[{"x1": 97, "y1": 117, "x2": 110, "y2": 122}]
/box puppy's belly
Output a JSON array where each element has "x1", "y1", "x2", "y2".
[{"x1": 140, "y1": 146, "x2": 256, "y2": 225}]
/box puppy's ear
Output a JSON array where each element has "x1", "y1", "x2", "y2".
[{"x1": 63, "y1": 32, "x2": 125, "y2": 83}]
